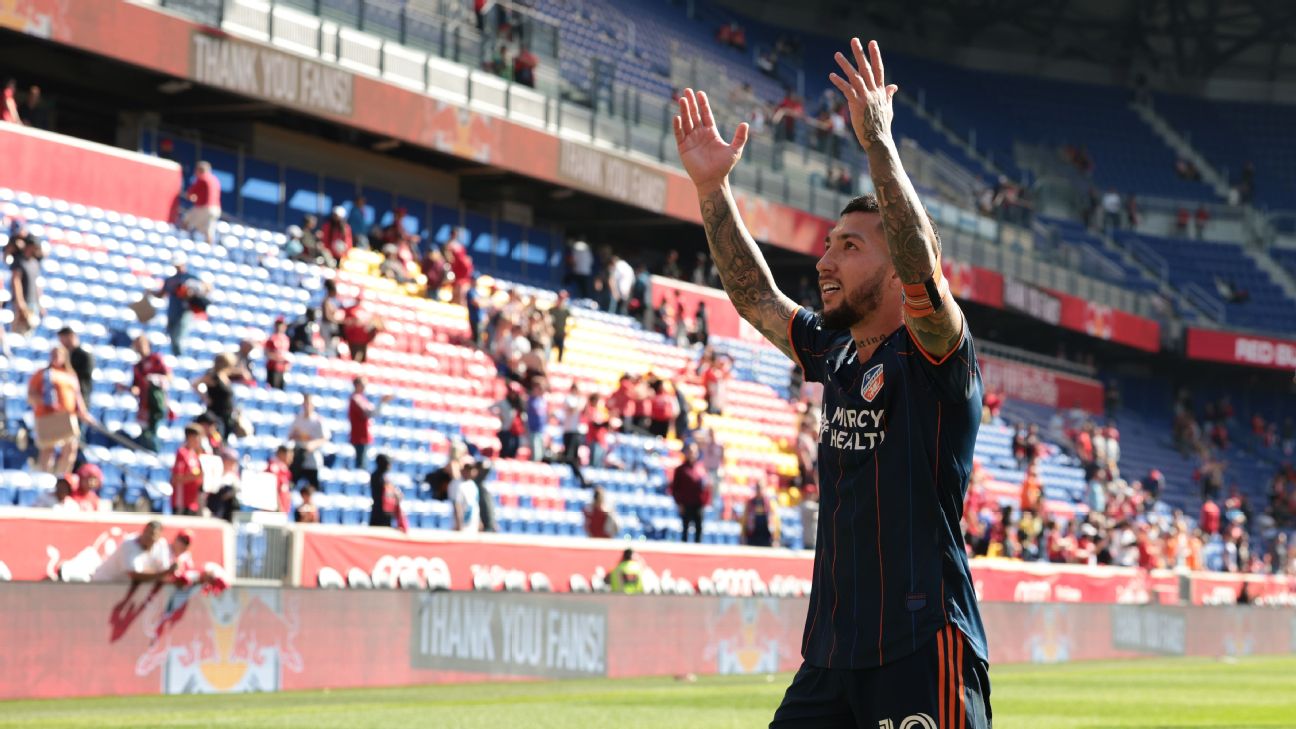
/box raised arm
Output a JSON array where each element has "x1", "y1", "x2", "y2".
[
  {"x1": 674, "y1": 90, "x2": 797, "y2": 361},
  {"x1": 830, "y1": 39, "x2": 965, "y2": 360}
]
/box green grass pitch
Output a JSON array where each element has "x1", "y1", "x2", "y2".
[{"x1": 3, "y1": 656, "x2": 1294, "y2": 728}]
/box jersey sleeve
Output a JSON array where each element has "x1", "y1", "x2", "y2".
[
  {"x1": 787, "y1": 307, "x2": 840, "y2": 384},
  {"x1": 904, "y1": 323, "x2": 982, "y2": 405}
]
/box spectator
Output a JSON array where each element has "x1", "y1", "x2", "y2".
[
  {"x1": 608, "y1": 255, "x2": 634, "y2": 316},
  {"x1": 289, "y1": 394, "x2": 331, "y2": 492},
  {"x1": 183, "y1": 161, "x2": 222, "y2": 244},
  {"x1": 697, "y1": 427, "x2": 725, "y2": 494},
  {"x1": 669, "y1": 441, "x2": 711, "y2": 543},
  {"x1": 319, "y1": 206, "x2": 353, "y2": 265},
  {"x1": 1125, "y1": 193, "x2": 1139, "y2": 229},
  {"x1": 317, "y1": 279, "x2": 344, "y2": 356},
  {"x1": 299, "y1": 214, "x2": 321, "y2": 262},
  {"x1": 773, "y1": 91, "x2": 804, "y2": 142},
  {"x1": 347, "y1": 196, "x2": 371, "y2": 249},
  {"x1": 341, "y1": 297, "x2": 380, "y2": 363},
  {"x1": 565, "y1": 240, "x2": 594, "y2": 298},
  {"x1": 1194, "y1": 204, "x2": 1210, "y2": 239},
  {"x1": 1, "y1": 78, "x2": 20, "y2": 124},
  {"x1": 449, "y1": 445, "x2": 481, "y2": 532},
  {"x1": 171, "y1": 425, "x2": 206, "y2": 516},
  {"x1": 513, "y1": 45, "x2": 538, "y2": 88},
  {"x1": 208, "y1": 448, "x2": 241, "y2": 521},
  {"x1": 584, "y1": 486, "x2": 619, "y2": 538},
  {"x1": 608, "y1": 548, "x2": 644, "y2": 594},
  {"x1": 1101, "y1": 188, "x2": 1121, "y2": 232},
  {"x1": 37, "y1": 473, "x2": 78, "y2": 511},
  {"x1": 73, "y1": 463, "x2": 105, "y2": 512},
  {"x1": 1200, "y1": 497, "x2": 1222, "y2": 535},
  {"x1": 379, "y1": 243, "x2": 415, "y2": 284},
  {"x1": 154, "y1": 255, "x2": 200, "y2": 356},
  {"x1": 630, "y1": 262, "x2": 654, "y2": 327},
  {"x1": 368, "y1": 453, "x2": 401, "y2": 528},
  {"x1": 702, "y1": 355, "x2": 731, "y2": 415},
  {"x1": 548, "y1": 290, "x2": 572, "y2": 362},
  {"x1": 123, "y1": 335, "x2": 170, "y2": 452},
  {"x1": 264, "y1": 318, "x2": 291, "y2": 389},
  {"x1": 693, "y1": 301, "x2": 709, "y2": 347},
  {"x1": 1020, "y1": 463, "x2": 1043, "y2": 514},
  {"x1": 493, "y1": 386, "x2": 525, "y2": 459},
  {"x1": 55, "y1": 327, "x2": 94, "y2": 408},
  {"x1": 91, "y1": 521, "x2": 173, "y2": 583},
  {"x1": 287, "y1": 308, "x2": 321, "y2": 355},
  {"x1": 661, "y1": 250, "x2": 682, "y2": 279},
  {"x1": 296, "y1": 485, "x2": 320, "y2": 523},
  {"x1": 982, "y1": 386, "x2": 1004, "y2": 424},
  {"x1": 465, "y1": 277, "x2": 485, "y2": 348},
  {"x1": 647, "y1": 379, "x2": 677, "y2": 438},
  {"x1": 518, "y1": 337, "x2": 549, "y2": 386},
  {"x1": 583, "y1": 394, "x2": 611, "y2": 468},
  {"x1": 194, "y1": 353, "x2": 241, "y2": 440},
  {"x1": 742, "y1": 482, "x2": 781, "y2": 547},
  {"x1": 349, "y1": 376, "x2": 392, "y2": 470},
  {"x1": 269, "y1": 445, "x2": 294, "y2": 514},
  {"x1": 7, "y1": 224, "x2": 43, "y2": 335},
  {"x1": 1174, "y1": 157, "x2": 1201, "y2": 181},
  {"x1": 1174, "y1": 207, "x2": 1190, "y2": 236},
  {"x1": 28, "y1": 346, "x2": 89, "y2": 473},
  {"x1": 525, "y1": 377, "x2": 548, "y2": 461},
  {"x1": 421, "y1": 246, "x2": 449, "y2": 299},
  {"x1": 556, "y1": 383, "x2": 584, "y2": 464}
]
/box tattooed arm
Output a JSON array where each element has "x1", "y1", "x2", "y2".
[
  {"x1": 698, "y1": 184, "x2": 798, "y2": 360},
  {"x1": 830, "y1": 38, "x2": 966, "y2": 360},
  {"x1": 674, "y1": 89, "x2": 797, "y2": 360}
]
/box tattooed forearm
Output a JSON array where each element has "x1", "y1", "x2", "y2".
[
  {"x1": 699, "y1": 183, "x2": 797, "y2": 360},
  {"x1": 867, "y1": 137, "x2": 965, "y2": 357}
]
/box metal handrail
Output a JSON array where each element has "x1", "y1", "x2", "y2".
[{"x1": 1183, "y1": 282, "x2": 1226, "y2": 323}]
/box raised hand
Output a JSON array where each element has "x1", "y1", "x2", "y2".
[
  {"x1": 673, "y1": 89, "x2": 750, "y2": 192},
  {"x1": 828, "y1": 38, "x2": 898, "y2": 151}
]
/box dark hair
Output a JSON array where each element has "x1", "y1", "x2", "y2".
[
  {"x1": 275, "y1": 444, "x2": 290, "y2": 455},
  {"x1": 375, "y1": 454, "x2": 391, "y2": 472},
  {"x1": 184, "y1": 425, "x2": 203, "y2": 438},
  {"x1": 840, "y1": 194, "x2": 941, "y2": 247},
  {"x1": 621, "y1": 548, "x2": 634, "y2": 562},
  {"x1": 57, "y1": 326, "x2": 74, "y2": 337}
]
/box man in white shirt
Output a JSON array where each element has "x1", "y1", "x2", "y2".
[
  {"x1": 609, "y1": 255, "x2": 635, "y2": 316},
  {"x1": 451, "y1": 470, "x2": 481, "y2": 533},
  {"x1": 289, "y1": 394, "x2": 332, "y2": 491},
  {"x1": 1101, "y1": 188, "x2": 1122, "y2": 232},
  {"x1": 92, "y1": 521, "x2": 174, "y2": 583}
]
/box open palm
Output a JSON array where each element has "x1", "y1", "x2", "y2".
[{"x1": 673, "y1": 89, "x2": 750, "y2": 191}]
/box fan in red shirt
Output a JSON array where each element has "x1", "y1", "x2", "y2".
[
  {"x1": 183, "y1": 161, "x2": 222, "y2": 244},
  {"x1": 605, "y1": 375, "x2": 637, "y2": 430},
  {"x1": 647, "y1": 379, "x2": 678, "y2": 438},
  {"x1": 171, "y1": 425, "x2": 206, "y2": 516},
  {"x1": 1200, "y1": 497, "x2": 1222, "y2": 534},
  {"x1": 318, "y1": 206, "x2": 353, "y2": 266},
  {"x1": 983, "y1": 386, "x2": 1004, "y2": 423},
  {"x1": 348, "y1": 376, "x2": 392, "y2": 470},
  {"x1": 264, "y1": 318, "x2": 291, "y2": 389},
  {"x1": 342, "y1": 297, "x2": 381, "y2": 363},
  {"x1": 444, "y1": 232, "x2": 474, "y2": 304},
  {"x1": 268, "y1": 445, "x2": 294, "y2": 514},
  {"x1": 72, "y1": 463, "x2": 103, "y2": 512}
]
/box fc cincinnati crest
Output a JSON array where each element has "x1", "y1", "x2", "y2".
[{"x1": 861, "y1": 363, "x2": 885, "y2": 402}]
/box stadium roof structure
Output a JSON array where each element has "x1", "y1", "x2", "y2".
[{"x1": 724, "y1": 0, "x2": 1296, "y2": 89}]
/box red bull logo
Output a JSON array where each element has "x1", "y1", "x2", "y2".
[
  {"x1": 704, "y1": 597, "x2": 794, "y2": 674},
  {"x1": 136, "y1": 589, "x2": 302, "y2": 694}
]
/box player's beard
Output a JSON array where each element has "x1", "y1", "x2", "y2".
[{"x1": 820, "y1": 267, "x2": 888, "y2": 330}]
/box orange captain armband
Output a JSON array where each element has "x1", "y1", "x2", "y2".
[{"x1": 901, "y1": 267, "x2": 949, "y2": 318}]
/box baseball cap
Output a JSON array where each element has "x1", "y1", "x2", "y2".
[
  {"x1": 333, "y1": 205, "x2": 347, "y2": 218},
  {"x1": 176, "y1": 528, "x2": 194, "y2": 544},
  {"x1": 76, "y1": 463, "x2": 103, "y2": 483}
]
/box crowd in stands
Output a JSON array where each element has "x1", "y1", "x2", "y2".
[
  {"x1": 1, "y1": 78, "x2": 49, "y2": 129},
  {"x1": 962, "y1": 389, "x2": 1296, "y2": 576},
  {"x1": 475, "y1": 1, "x2": 539, "y2": 88}
]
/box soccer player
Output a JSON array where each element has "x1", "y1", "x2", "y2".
[{"x1": 673, "y1": 38, "x2": 990, "y2": 728}]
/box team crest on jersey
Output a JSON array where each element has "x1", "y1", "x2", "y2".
[{"x1": 861, "y1": 363, "x2": 885, "y2": 402}]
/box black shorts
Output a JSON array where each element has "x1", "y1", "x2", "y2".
[{"x1": 771, "y1": 625, "x2": 991, "y2": 729}]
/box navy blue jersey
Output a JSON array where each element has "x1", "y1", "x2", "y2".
[{"x1": 788, "y1": 307, "x2": 987, "y2": 670}]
